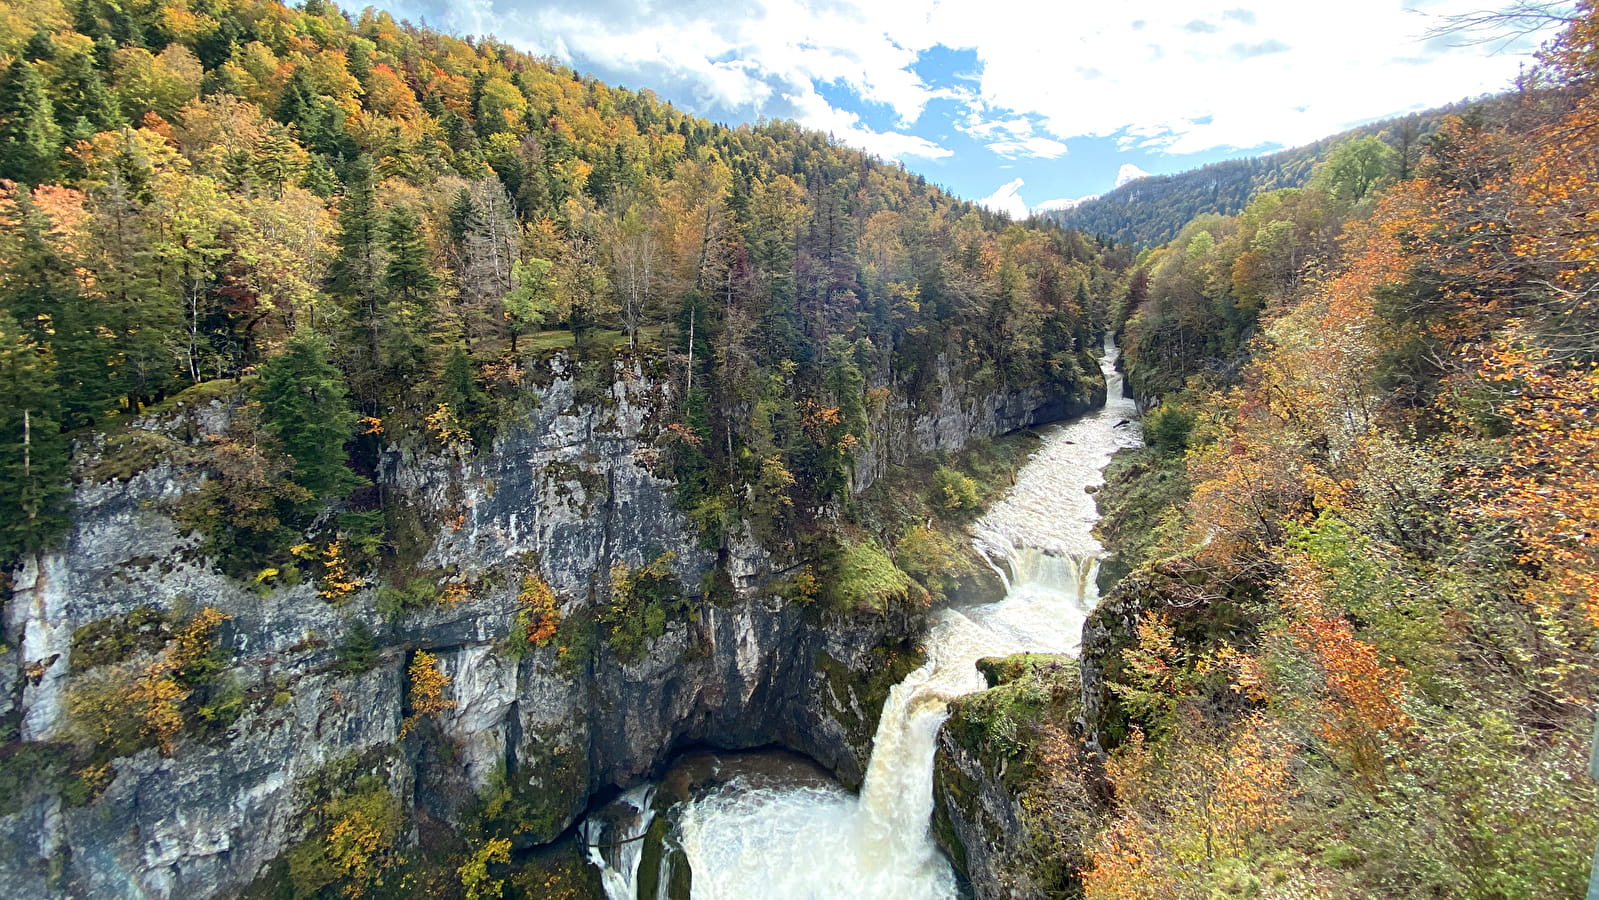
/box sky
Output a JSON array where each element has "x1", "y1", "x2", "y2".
[{"x1": 377, "y1": 0, "x2": 1562, "y2": 216}]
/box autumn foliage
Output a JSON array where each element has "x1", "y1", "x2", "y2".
[
  {"x1": 1076, "y1": 7, "x2": 1599, "y2": 898},
  {"x1": 399, "y1": 649, "x2": 453, "y2": 738}
]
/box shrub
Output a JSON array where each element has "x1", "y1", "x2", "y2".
[
  {"x1": 932, "y1": 466, "x2": 981, "y2": 516},
  {"x1": 826, "y1": 536, "x2": 922, "y2": 611},
  {"x1": 599, "y1": 553, "x2": 686, "y2": 663}
]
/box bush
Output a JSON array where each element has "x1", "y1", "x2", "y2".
[
  {"x1": 334, "y1": 620, "x2": 379, "y2": 675},
  {"x1": 826, "y1": 536, "x2": 923, "y2": 611},
  {"x1": 599, "y1": 553, "x2": 686, "y2": 663},
  {"x1": 1144, "y1": 400, "x2": 1195, "y2": 454},
  {"x1": 932, "y1": 466, "x2": 981, "y2": 516},
  {"x1": 286, "y1": 779, "x2": 404, "y2": 898}
]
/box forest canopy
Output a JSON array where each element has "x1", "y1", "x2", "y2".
[{"x1": 0, "y1": 0, "x2": 1123, "y2": 570}]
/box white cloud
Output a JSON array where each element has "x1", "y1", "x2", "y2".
[
  {"x1": 384, "y1": 0, "x2": 1557, "y2": 165},
  {"x1": 787, "y1": 88, "x2": 954, "y2": 160},
  {"x1": 959, "y1": 113, "x2": 1070, "y2": 158},
  {"x1": 1116, "y1": 163, "x2": 1152, "y2": 186},
  {"x1": 979, "y1": 178, "x2": 1031, "y2": 219},
  {"x1": 1034, "y1": 194, "x2": 1099, "y2": 212}
]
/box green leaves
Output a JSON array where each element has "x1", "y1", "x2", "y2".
[{"x1": 256, "y1": 334, "x2": 361, "y2": 502}]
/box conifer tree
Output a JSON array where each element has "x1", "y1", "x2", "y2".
[
  {"x1": 252, "y1": 123, "x2": 303, "y2": 198},
  {"x1": 256, "y1": 334, "x2": 361, "y2": 501},
  {"x1": 329, "y1": 157, "x2": 383, "y2": 312},
  {"x1": 56, "y1": 51, "x2": 123, "y2": 141},
  {"x1": 379, "y1": 205, "x2": 435, "y2": 380},
  {"x1": 383, "y1": 205, "x2": 436, "y2": 316},
  {"x1": 0, "y1": 314, "x2": 68, "y2": 565},
  {"x1": 0, "y1": 60, "x2": 62, "y2": 185},
  {"x1": 2, "y1": 191, "x2": 117, "y2": 428},
  {"x1": 22, "y1": 28, "x2": 55, "y2": 63}
]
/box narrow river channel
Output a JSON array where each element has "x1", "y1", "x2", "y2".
[{"x1": 588, "y1": 340, "x2": 1141, "y2": 899}]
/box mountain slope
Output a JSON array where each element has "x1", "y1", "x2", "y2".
[{"x1": 1043, "y1": 97, "x2": 1499, "y2": 247}]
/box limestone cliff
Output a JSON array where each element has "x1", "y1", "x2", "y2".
[{"x1": 0, "y1": 350, "x2": 1081, "y2": 898}]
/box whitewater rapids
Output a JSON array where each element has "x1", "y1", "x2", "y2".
[{"x1": 591, "y1": 340, "x2": 1140, "y2": 899}]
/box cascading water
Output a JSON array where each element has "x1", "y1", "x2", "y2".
[
  {"x1": 583, "y1": 784, "x2": 659, "y2": 900},
  {"x1": 591, "y1": 340, "x2": 1140, "y2": 899}
]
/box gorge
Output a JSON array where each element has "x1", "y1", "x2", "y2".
[
  {"x1": 0, "y1": 339, "x2": 1102, "y2": 898},
  {"x1": 585, "y1": 341, "x2": 1139, "y2": 898},
  {"x1": 4, "y1": 2, "x2": 1597, "y2": 898}
]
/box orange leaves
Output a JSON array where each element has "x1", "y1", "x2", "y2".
[
  {"x1": 1083, "y1": 714, "x2": 1295, "y2": 899},
  {"x1": 799, "y1": 399, "x2": 842, "y2": 436},
  {"x1": 317, "y1": 540, "x2": 362, "y2": 602},
  {"x1": 1281, "y1": 560, "x2": 1411, "y2": 785},
  {"x1": 400, "y1": 650, "x2": 454, "y2": 738},
  {"x1": 516, "y1": 572, "x2": 562, "y2": 647},
  {"x1": 1475, "y1": 348, "x2": 1599, "y2": 632}
]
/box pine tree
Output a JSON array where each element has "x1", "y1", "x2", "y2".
[
  {"x1": 0, "y1": 60, "x2": 63, "y2": 185},
  {"x1": 22, "y1": 28, "x2": 55, "y2": 63},
  {"x1": 56, "y1": 51, "x2": 123, "y2": 140},
  {"x1": 379, "y1": 205, "x2": 436, "y2": 380},
  {"x1": 252, "y1": 123, "x2": 303, "y2": 198},
  {"x1": 256, "y1": 334, "x2": 362, "y2": 501},
  {"x1": 437, "y1": 347, "x2": 488, "y2": 441},
  {"x1": 0, "y1": 314, "x2": 69, "y2": 565},
  {"x1": 2, "y1": 191, "x2": 117, "y2": 428},
  {"x1": 384, "y1": 205, "x2": 436, "y2": 316},
  {"x1": 329, "y1": 157, "x2": 383, "y2": 310}
]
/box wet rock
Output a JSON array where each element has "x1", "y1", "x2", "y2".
[{"x1": 0, "y1": 350, "x2": 1072, "y2": 898}]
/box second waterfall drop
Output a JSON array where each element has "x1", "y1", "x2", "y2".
[{"x1": 601, "y1": 341, "x2": 1140, "y2": 898}]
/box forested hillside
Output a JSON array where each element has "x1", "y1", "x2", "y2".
[
  {"x1": 0, "y1": 0, "x2": 1120, "y2": 576},
  {"x1": 1043, "y1": 100, "x2": 1489, "y2": 248},
  {"x1": 1013, "y1": 8, "x2": 1599, "y2": 898}
]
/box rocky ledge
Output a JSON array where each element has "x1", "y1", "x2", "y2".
[{"x1": 0, "y1": 349, "x2": 1083, "y2": 899}]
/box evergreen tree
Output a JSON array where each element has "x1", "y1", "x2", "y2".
[
  {"x1": 0, "y1": 314, "x2": 69, "y2": 565},
  {"x1": 326, "y1": 157, "x2": 386, "y2": 404},
  {"x1": 328, "y1": 156, "x2": 383, "y2": 314},
  {"x1": 72, "y1": 0, "x2": 105, "y2": 41},
  {"x1": 252, "y1": 123, "x2": 303, "y2": 197},
  {"x1": 0, "y1": 60, "x2": 62, "y2": 185},
  {"x1": 379, "y1": 205, "x2": 435, "y2": 379},
  {"x1": 3, "y1": 191, "x2": 117, "y2": 428},
  {"x1": 437, "y1": 347, "x2": 488, "y2": 441},
  {"x1": 56, "y1": 51, "x2": 123, "y2": 140},
  {"x1": 384, "y1": 205, "x2": 436, "y2": 314},
  {"x1": 256, "y1": 334, "x2": 361, "y2": 501},
  {"x1": 22, "y1": 28, "x2": 56, "y2": 62}
]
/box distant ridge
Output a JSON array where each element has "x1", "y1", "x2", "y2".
[{"x1": 1041, "y1": 96, "x2": 1503, "y2": 247}]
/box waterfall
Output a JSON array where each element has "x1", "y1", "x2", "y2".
[
  {"x1": 584, "y1": 784, "x2": 659, "y2": 900},
  {"x1": 591, "y1": 340, "x2": 1141, "y2": 898}
]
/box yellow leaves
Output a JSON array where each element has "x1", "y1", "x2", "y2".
[
  {"x1": 458, "y1": 837, "x2": 512, "y2": 900},
  {"x1": 516, "y1": 572, "x2": 561, "y2": 646},
  {"x1": 327, "y1": 811, "x2": 391, "y2": 895},
  {"x1": 66, "y1": 607, "x2": 230, "y2": 758},
  {"x1": 399, "y1": 650, "x2": 454, "y2": 738},
  {"x1": 317, "y1": 541, "x2": 362, "y2": 602},
  {"x1": 1083, "y1": 713, "x2": 1296, "y2": 900},
  {"x1": 1473, "y1": 345, "x2": 1599, "y2": 635},
  {"x1": 425, "y1": 402, "x2": 470, "y2": 447},
  {"x1": 759, "y1": 454, "x2": 796, "y2": 506}
]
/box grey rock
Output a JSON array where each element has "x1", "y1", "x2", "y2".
[{"x1": 0, "y1": 350, "x2": 1082, "y2": 898}]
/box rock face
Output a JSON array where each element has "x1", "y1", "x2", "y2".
[
  {"x1": 932, "y1": 655, "x2": 1102, "y2": 900},
  {"x1": 0, "y1": 351, "x2": 1081, "y2": 899}
]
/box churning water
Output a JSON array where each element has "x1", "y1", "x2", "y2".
[{"x1": 590, "y1": 341, "x2": 1141, "y2": 899}]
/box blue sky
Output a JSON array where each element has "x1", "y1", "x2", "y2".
[{"x1": 379, "y1": 0, "x2": 1561, "y2": 216}]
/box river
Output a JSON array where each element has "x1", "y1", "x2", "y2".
[{"x1": 587, "y1": 340, "x2": 1141, "y2": 898}]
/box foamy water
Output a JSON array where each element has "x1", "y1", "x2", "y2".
[{"x1": 589, "y1": 340, "x2": 1140, "y2": 899}]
